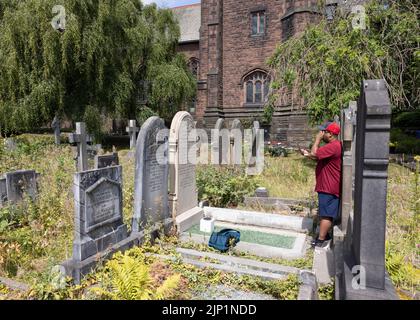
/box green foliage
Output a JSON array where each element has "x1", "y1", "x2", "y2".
[
  {"x1": 91, "y1": 248, "x2": 181, "y2": 300},
  {"x1": 236, "y1": 274, "x2": 301, "y2": 300},
  {"x1": 392, "y1": 111, "x2": 420, "y2": 129},
  {"x1": 390, "y1": 129, "x2": 420, "y2": 154},
  {"x1": 385, "y1": 241, "x2": 419, "y2": 293},
  {"x1": 268, "y1": 0, "x2": 420, "y2": 124},
  {"x1": 318, "y1": 282, "x2": 335, "y2": 300},
  {"x1": 0, "y1": 0, "x2": 196, "y2": 134},
  {"x1": 84, "y1": 105, "x2": 103, "y2": 144},
  {"x1": 136, "y1": 106, "x2": 158, "y2": 126},
  {"x1": 265, "y1": 145, "x2": 289, "y2": 157},
  {"x1": 196, "y1": 165, "x2": 257, "y2": 207}
]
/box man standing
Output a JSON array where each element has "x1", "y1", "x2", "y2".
[{"x1": 301, "y1": 122, "x2": 342, "y2": 247}]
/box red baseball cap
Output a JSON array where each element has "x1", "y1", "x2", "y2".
[{"x1": 325, "y1": 122, "x2": 340, "y2": 135}]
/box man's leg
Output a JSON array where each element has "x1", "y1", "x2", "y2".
[{"x1": 318, "y1": 217, "x2": 333, "y2": 240}]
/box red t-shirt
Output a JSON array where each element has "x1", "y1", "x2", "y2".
[{"x1": 315, "y1": 140, "x2": 342, "y2": 198}]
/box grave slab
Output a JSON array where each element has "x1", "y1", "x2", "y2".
[{"x1": 203, "y1": 207, "x2": 313, "y2": 233}]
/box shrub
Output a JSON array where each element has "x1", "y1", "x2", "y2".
[
  {"x1": 390, "y1": 129, "x2": 420, "y2": 154},
  {"x1": 196, "y1": 166, "x2": 257, "y2": 207}
]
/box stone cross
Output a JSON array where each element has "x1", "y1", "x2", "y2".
[
  {"x1": 69, "y1": 122, "x2": 92, "y2": 172},
  {"x1": 51, "y1": 115, "x2": 61, "y2": 145},
  {"x1": 126, "y1": 120, "x2": 140, "y2": 149}
]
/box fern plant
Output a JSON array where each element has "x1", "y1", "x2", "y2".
[{"x1": 91, "y1": 252, "x2": 181, "y2": 300}]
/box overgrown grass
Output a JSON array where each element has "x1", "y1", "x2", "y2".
[
  {"x1": 0, "y1": 135, "x2": 137, "y2": 283},
  {"x1": 255, "y1": 153, "x2": 316, "y2": 200},
  {"x1": 257, "y1": 152, "x2": 419, "y2": 297}
]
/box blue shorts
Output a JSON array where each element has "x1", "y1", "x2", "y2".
[{"x1": 318, "y1": 192, "x2": 340, "y2": 220}]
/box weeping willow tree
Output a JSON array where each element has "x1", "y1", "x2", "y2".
[
  {"x1": 0, "y1": 0, "x2": 196, "y2": 134},
  {"x1": 266, "y1": 0, "x2": 419, "y2": 124}
]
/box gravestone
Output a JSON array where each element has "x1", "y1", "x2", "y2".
[
  {"x1": 60, "y1": 165, "x2": 142, "y2": 284},
  {"x1": 169, "y1": 112, "x2": 203, "y2": 232},
  {"x1": 51, "y1": 115, "x2": 61, "y2": 145},
  {"x1": 0, "y1": 176, "x2": 7, "y2": 206},
  {"x1": 94, "y1": 153, "x2": 119, "y2": 169},
  {"x1": 69, "y1": 123, "x2": 93, "y2": 172},
  {"x1": 212, "y1": 118, "x2": 229, "y2": 165},
  {"x1": 4, "y1": 138, "x2": 17, "y2": 152},
  {"x1": 245, "y1": 121, "x2": 264, "y2": 175},
  {"x1": 73, "y1": 166, "x2": 126, "y2": 261},
  {"x1": 255, "y1": 187, "x2": 269, "y2": 198},
  {"x1": 229, "y1": 119, "x2": 244, "y2": 165},
  {"x1": 4, "y1": 170, "x2": 38, "y2": 204},
  {"x1": 132, "y1": 117, "x2": 172, "y2": 233},
  {"x1": 341, "y1": 80, "x2": 397, "y2": 300},
  {"x1": 126, "y1": 120, "x2": 140, "y2": 150}
]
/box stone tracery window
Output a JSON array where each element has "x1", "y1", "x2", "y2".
[
  {"x1": 188, "y1": 58, "x2": 199, "y2": 78},
  {"x1": 244, "y1": 71, "x2": 270, "y2": 105}
]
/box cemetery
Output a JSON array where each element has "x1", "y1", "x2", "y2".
[
  {"x1": 0, "y1": 0, "x2": 418, "y2": 302},
  {"x1": 0, "y1": 79, "x2": 418, "y2": 301}
]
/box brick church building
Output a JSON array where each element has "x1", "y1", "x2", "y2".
[{"x1": 172, "y1": 1, "x2": 364, "y2": 146}]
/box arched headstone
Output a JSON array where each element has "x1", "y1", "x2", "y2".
[
  {"x1": 230, "y1": 119, "x2": 243, "y2": 165},
  {"x1": 169, "y1": 112, "x2": 203, "y2": 232},
  {"x1": 132, "y1": 117, "x2": 171, "y2": 233}
]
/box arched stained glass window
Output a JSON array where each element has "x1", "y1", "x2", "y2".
[{"x1": 243, "y1": 71, "x2": 270, "y2": 105}]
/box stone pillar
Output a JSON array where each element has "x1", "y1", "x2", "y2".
[
  {"x1": 340, "y1": 105, "x2": 355, "y2": 235},
  {"x1": 343, "y1": 79, "x2": 397, "y2": 300}
]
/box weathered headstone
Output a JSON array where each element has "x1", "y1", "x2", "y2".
[
  {"x1": 94, "y1": 153, "x2": 119, "y2": 169},
  {"x1": 341, "y1": 80, "x2": 397, "y2": 300},
  {"x1": 0, "y1": 176, "x2": 7, "y2": 206},
  {"x1": 255, "y1": 187, "x2": 269, "y2": 198},
  {"x1": 73, "y1": 166, "x2": 126, "y2": 261},
  {"x1": 4, "y1": 170, "x2": 38, "y2": 204},
  {"x1": 60, "y1": 165, "x2": 139, "y2": 283},
  {"x1": 4, "y1": 138, "x2": 17, "y2": 152},
  {"x1": 212, "y1": 118, "x2": 229, "y2": 165},
  {"x1": 69, "y1": 123, "x2": 92, "y2": 172},
  {"x1": 126, "y1": 120, "x2": 140, "y2": 150},
  {"x1": 132, "y1": 117, "x2": 172, "y2": 233},
  {"x1": 169, "y1": 111, "x2": 203, "y2": 232},
  {"x1": 51, "y1": 115, "x2": 61, "y2": 145},
  {"x1": 229, "y1": 119, "x2": 243, "y2": 165},
  {"x1": 245, "y1": 121, "x2": 264, "y2": 175}
]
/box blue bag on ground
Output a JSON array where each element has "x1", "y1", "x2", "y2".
[{"x1": 208, "y1": 229, "x2": 241, "y2": 252}]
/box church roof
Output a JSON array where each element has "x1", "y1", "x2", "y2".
[{"x1": 171, "y1": 3, "x2": 201, "y2": 43}]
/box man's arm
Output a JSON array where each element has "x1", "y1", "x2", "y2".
[{"x1": 301, "y1": 131, "x2": 324, "y2": 161}]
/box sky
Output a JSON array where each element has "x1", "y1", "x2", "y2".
[{"x1": 142, "y1": 0, "x2": 200, "y2": 8}]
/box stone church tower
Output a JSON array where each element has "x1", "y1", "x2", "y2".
[{"x1": 173, "y1": 0, "x2": 365, "y2": 147}]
